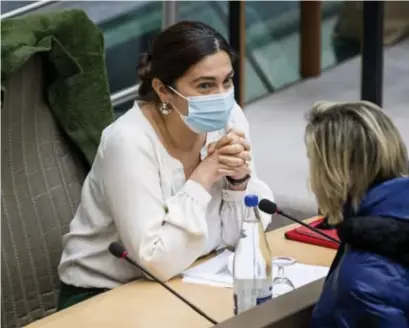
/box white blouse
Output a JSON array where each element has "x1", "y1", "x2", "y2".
[{"x1": 58, "y1": 102, "x2": 274, "y2": 288}]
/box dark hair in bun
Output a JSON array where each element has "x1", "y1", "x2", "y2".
[
  {"x1": 136, "y1": 21, "x2": 235, "y2": 102},
  {"x1": 137, "y1": 53, "x2": 153, "y2": 98}
]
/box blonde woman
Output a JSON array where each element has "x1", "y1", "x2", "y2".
[{"x1": 306, "y1": 101, "x2": 409, "y2": 327}]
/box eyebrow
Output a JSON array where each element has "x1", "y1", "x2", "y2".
[{"x1": 192, "y1": 70, "x2": 234, "y2": 83}]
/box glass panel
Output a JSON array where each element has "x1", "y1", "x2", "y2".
[
  {"x1": 44, "y1": 0, "x2": 355, "y2": 115},
  {"x1": 330, "y1": 1, "x2": 362, "y2": 64},
  {"x1": 4, "y1": 1, "x2": 359, "y2": 115},
  {"x1": 245, "y1": 1, "x2": 347, "y2": 92},
  {"x1": 179, "y1": 1, "x2": 353, "y2": 106},
  {"x1": 321, "y1": 1, "x2": 353, "y2": 69},
  {"x1": 99, "y1": 1, "x2": 163, "y2": 114},
  {"x1": 1, "y1": 1, "x2": 34, "y2": 14},
  {"x1": 179, "y1": 1, "x2": 269, "y2": 104}
]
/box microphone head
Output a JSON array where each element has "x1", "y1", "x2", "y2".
[
  {"x1": 258, "y1": 199, "x2": 278, "y2": 215},
  {"x1": 109, "y1": 242, "x2": 126, "y2": 258}
]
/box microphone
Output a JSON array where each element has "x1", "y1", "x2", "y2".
[
  {"x1": 108, "y1": 242, "x2": 218, "y2": 325},
  {"x1": 258, "y1": 199, "x2": 341, "y2": 245}
]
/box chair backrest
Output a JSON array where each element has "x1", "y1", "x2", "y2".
[{"x1": 1, "y1": 55, "x2": 87, "y2": 327}]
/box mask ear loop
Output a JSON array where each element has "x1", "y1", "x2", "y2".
[
  {"x1": 167, "y1": 85, "x2": 187, "y2": 100},
  {"x1": 166, "y1": 86, "x2": 189, "y2": 117}
]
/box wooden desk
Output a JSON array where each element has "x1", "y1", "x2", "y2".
[{"x1": 26, "y1": 218, "x2": 336, "y2": 328}]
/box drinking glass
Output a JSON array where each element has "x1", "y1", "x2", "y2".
[{"x1": 271, "y1": 256, "x2": 296, "y2": 297}]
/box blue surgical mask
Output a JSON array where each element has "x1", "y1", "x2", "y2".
[{"x1": 169, "y1": 87, "x2": 235, "y2": 134}]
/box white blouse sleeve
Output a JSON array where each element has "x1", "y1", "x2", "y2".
[
  {"x1": 100, "y1": 128, "x2": 210, "y2": 282},
  {"x1": 220, "y1": 105, "x2": 275, "y2": 246}
]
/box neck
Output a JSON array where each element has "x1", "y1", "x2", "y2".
[{"x1": 158, "y1": 109, "x2": 204, "y2": 152}]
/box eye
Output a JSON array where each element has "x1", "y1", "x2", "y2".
[
  {"x1": 224, "y1": 77, "x2": 233, "y2": 87},
  {"x1": 197, "y1": 82, "x2": 214, "y2": 90}
]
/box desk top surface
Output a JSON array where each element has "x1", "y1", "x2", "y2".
[{"x1": 26, "y1": 218, "x2": 336, "y2": 328}]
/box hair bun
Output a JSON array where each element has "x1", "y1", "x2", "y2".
[{"x1": 137, "y1": 53, "x2": 152, "y2": 81}]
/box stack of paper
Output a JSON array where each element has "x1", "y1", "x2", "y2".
[
  {"x1": 183, "y1": 250, "x2": 234, "y2": 288},
  {"x1": 182, "y1": 250, "x2": 329, "y2": 293}
]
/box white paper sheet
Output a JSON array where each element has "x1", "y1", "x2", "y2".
[{"x1": 182, "y1": 250, "x2": 329, "y2": 293}]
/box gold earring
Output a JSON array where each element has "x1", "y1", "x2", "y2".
[{"x1": 159, "y1": 102, "x2": 171, "y2": 115}]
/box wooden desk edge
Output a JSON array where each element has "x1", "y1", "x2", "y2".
[
  {"x1": 25, "y1": 217, "x2": 330, "y2": 328},
  {"x1": 214, "y1": 278, "x2": 324, "y2": 328}
]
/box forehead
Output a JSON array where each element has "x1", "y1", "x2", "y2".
[{"x1": 184, "y1": 51, "x2": 232, "y2": 80}]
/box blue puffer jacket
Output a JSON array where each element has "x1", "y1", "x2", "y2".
[{"x1": 311, "y1": 177, "x2": 409, "y2": 328}]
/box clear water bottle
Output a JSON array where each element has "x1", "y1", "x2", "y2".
[{"x1": 233, "y1": 194, "x2": 273, "y2": 315}]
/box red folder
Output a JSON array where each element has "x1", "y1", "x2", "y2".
[{"x1": 284, "y1": 217, "x2": 340, "y2": 250}]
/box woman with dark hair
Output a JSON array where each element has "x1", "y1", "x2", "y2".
[{"x1": 57, "y1": 21, "x2": 274, "y2": 309}]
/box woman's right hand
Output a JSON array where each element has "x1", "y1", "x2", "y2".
[{"x1": 190, "y1": 138, "x2": 246, "y2": 191}]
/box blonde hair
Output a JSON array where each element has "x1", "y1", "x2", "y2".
[{"x1": 305, "y1": 101, "x2": 408, "y2": 224}]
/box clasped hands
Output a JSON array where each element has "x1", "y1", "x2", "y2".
[
  {"x1": 207, "y1": 129, "x2": 251, "y2": 182},
  {"x1": 190, "y1": 129, "x2": 251, "y2": 191}
]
